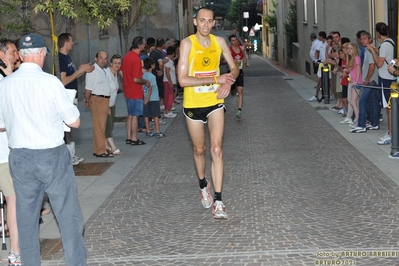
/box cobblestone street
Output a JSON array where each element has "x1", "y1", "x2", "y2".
[{"x1": 41, "y1": 55, "x2": 399, "y2": 265}]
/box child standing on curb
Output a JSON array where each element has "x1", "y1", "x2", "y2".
[{"x1": 143, "y1": 58, "x2": 165, "y2": 138}]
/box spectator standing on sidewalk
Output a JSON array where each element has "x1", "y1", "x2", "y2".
[
  {"x1": 0, "y1": 33, "x2": 86, "y2": 266},
  {"x1": 143, "y1": 57, "x2": 164, "y2": 138},
  {"x1": 58, "y1": 33, "x2": 94, "y2": 165},
  {"x1": 163, "y1": 46, "x2": 178, "y2": 119},
  {"x1": 105, "y1": 54, "x2": 122, "y2": 155},
  {"x1": 84, "y1": 51, "x2": 114, "y2": 157},
  {"x1": 0, "y1": 38, "x2": 21, "y2": 266},
  {"x1": 350, "y1": 31, "x2": 380, "y2": 133},
  {"x1": 347, "y1": 42, "x2": 363, "y2": 128},
  {"x1": 308, "y1": 31, "x2": 328, "y2": 102},
  {"x1": 367, "y1": 22, "x2": 396, "y2": 145},
  {"x1": 121, "y1": 36, "x2": 150, "y2": 146},
  {"x1": 309, "y1": 33, "x2": 320, "y2": 75},
  {"x1": 329, "y1": 31, "x2": 344, "y2": 110},
  {"x1": 150, "y1": 38, "x2": 166, "y2": 111},
  {"x1": 339, "y1": 43, "x2": 355, "y2": 124},
  {"x1": 178, "y1": 7, "x2": 238, "y2": 219}
]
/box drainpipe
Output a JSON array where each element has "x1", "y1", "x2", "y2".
[
  {"x1": 87, "y1": 24, "x2": 92, "y2": 62},
  {"x1": 371, "y1": 0, "x2": 375, "y2": 42}
]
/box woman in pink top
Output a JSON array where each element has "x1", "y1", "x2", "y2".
[{"x1": 347, "y1": 43, "x2": 363, "y2": 127}]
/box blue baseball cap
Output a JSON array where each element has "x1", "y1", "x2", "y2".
[{"x1": 19, "y1": 33, "x2": 50, "y2": 52}]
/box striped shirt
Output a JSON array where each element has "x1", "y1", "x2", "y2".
[{"x1": 0, "y1": 63, "x2": 80, "y2": 149}]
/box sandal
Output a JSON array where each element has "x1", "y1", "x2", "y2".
[
  {"x1": 111, "y1": 149, "x2": 122, "y2": 155},
  {"x1": 94, "y1": 153, "x2": 114, "y2": 158},
  {"x1": 131, "y1": 139, "x2": 146, "y2": 145},
  {"x1": 125, "y1": 139, "x2": 132, "y2": 145}
]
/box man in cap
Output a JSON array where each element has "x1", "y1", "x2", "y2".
[{"x1": 0, "y1": 33, "x2": 86, "y2": 265}]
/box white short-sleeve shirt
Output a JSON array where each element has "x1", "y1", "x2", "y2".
[
  {"x1": 0, "y1": 63, "x2": 80, "y2": 149},
  {"x1": 85, "y1": 63, "x2": 112, "y2": 96}
]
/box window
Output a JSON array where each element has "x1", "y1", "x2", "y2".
[
  {"x1": 314, "y1": 0, "x2": 318, "y2": 25},
  {"x1": 303, "y1": 0, "x2": 308, "y2": 22},
  {"x1": 99, "y1": 28, "x2": 109, "y2": 37}
]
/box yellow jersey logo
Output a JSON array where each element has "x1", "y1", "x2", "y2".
[{"x1": 202, "y1": 57, "x2": 211, "y2": 66}]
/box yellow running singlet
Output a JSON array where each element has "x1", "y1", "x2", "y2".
[{"x1": 183, "y1": 34, "x2": 223, "y2": 108}]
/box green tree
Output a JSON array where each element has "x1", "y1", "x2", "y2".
[
  {"x1": 226, "y1": 0, "x2": 247, "y2": 26},
  {"x1": 263, "y1": 0, "x2": 277, "y2": 34},
  {"x1": 33, "y1": 0, "x2": 156, "y2": 73},
  {"x1": 283, "y1": 0, "x2": 297, "y2": 58},
  {"x1": 205, "y1": 0, "x2": 230, "y2": 18},
  {"x1": 117, "y1": 0, "x2": 156, "y2": 54},
  {"x1": 0, "y1": 0, "x2": 33, "y2": 37}
]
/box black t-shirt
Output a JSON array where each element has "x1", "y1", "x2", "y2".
[
  {"x1": 149, "y1": 49, "x2": 164, "y2": 85},
  {"x1": 59, "y1": 52, "x2": 77, "y2": 90}
]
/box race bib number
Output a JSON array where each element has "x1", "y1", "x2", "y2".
[
  {"x1": 193, "y1": 70, "x2": 220, "y2": 93},
  {"x1": 236, "y1": 60, "x2": 243, "y2": 69},
  {"x1": 193, "y1": 84, "x2": 220, "y2": 93}
]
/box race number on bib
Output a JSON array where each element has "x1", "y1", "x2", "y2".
[{"x1": 193, "y1": 70, "x2": 220, "y2": 93}]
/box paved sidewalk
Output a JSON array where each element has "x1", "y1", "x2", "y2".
[{"x1": 1, "y1": 54, "x2": 399, "y2": 265}]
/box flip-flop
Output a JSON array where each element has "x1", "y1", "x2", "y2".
[
  {"x1": 131, "y1": 139, "x2": 146, "y2": 145},
  {"x1": 112, "y1": 149, "x2": 122, "y2": 155}
]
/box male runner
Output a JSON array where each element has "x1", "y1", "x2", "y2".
[
  {"x1": 178, "y1": 7, "x2": 239, "y2": 219},
  {"x1": 228, "y1": 34, "x2": 250, "y2": 118}
]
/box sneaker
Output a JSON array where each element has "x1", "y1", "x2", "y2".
[
  {"x1": 340, "y1": 118, "x2": 351, "y2": 124},
  {"x1": 171, "y1": 106, "x2": 176, "y2": 111},
  {"x1": 388, "y1": 152, "x2": 399, "y2": 159},
  {"x1": 72, "y1": 157, "x2": 80, "y2": 165},
  {"x1": 236, "y1": 110, "x2": 242, "y2": 119},
  {"x1": 164, "y1": 112, "x2": 177, "y2": 118},
  {"x1": 155, "y1": 132, "x2": 165, "y2": 138},
  {"x1": 146, "y1": 131, "x2": 154, "y2": 138},
  {"x1": 174, "y1": 99, "x2": 181, "y2": 104},
  {"x1": 379, "y1": 131, "x2": 389, "y2": 140},
  {"x1": 377, "y1": 135, "x2": 391, "y2": 145},
  {"x1": 308, "y1": 95, "x2": 317, "y2": 102},
  {"x1": 160, "y1": 105, "x2": 165, "y2": 111},
  {"x1": 159, "y1": 118, "x2": 167, "y2": 125},
  {"x1": 337, "y1": 108, "x2": 345, "y2": 115},
  {"x1": 349, "y1": 121, "x2": 358, "y2": 128},
  {"x1": 8, "y1": 252, "x2": 21, "y2": 266},
  {"x1": 73, "y1": 156, "x2": 84, "y2": 163},
  {"x1": 212, "y1": 200, "x2": 228, "y2": 219},
  {"x1": 200, "y1": 182, "x2": 213, "y2": 209},
  {"x1": 350, "y1": 127, "x2": 367, "y2": 133},
  {"x1": 366, "y1": 125, "x2": 380, "y2": 130}
]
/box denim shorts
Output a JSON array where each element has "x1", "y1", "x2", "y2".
[{"x1": 126, "y1": 98, "x2": 143, "y2": 116}]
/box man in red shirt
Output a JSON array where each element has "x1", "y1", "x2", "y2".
[{"x1": 121, "y1": 36, "x2": 150, "y2": 145}]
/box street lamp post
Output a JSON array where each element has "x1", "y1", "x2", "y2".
[
  {"x1": 243, "y1": 12, "x2": 249, "y2": 39},
  {"x1": 243, "y1": 25, "x2": 248, "y2": 39}
]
